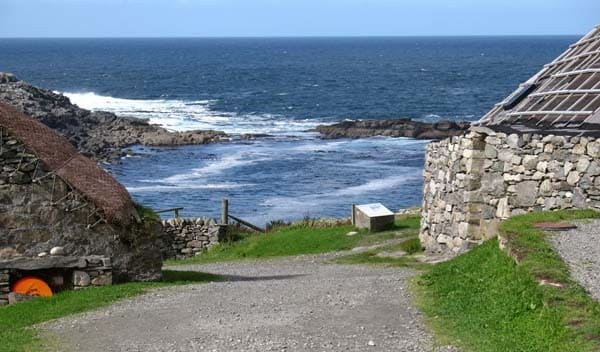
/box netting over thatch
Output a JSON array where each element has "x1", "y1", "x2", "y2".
[
  {"x1": 0, "y1": 102, "x2": 136, "y2": 225},
  {"x1": 477, "y1": 25, "x2": 600, "y2": 135}
]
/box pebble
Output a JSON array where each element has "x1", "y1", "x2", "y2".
[{"x1": 50, "y1": 246, "x2": 65, "y2": 256}]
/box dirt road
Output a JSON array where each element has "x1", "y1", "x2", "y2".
[{"x1": 41, "y1": 255, "x2": 436, "y2": 351}]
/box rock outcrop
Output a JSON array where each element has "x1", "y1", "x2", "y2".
[
  {"x1": 0, "y1": 72, "x2": 227, "y2": 161},
  {"x1": 314, "y1": 118, "x2": 470, "y2": 140}
]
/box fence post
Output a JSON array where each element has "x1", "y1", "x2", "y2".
[
  {"x1": 351, "y1": 204, "x2": 356, "y2": 226},
  {"x1": 221, "y1": 198, "x2": 229, "y2": 225}
]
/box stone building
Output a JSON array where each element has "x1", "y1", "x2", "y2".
[
  {"x1": 420, "y1": 25, "x2": 600, "y2": 255},
  {"x1": 0, "y1": 102, "x2": 162, "y2": 294}
]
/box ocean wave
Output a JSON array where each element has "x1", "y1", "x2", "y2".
[
  {"x1": 127, "y1": 182, "x2": 252, "y2": 193},
  {"x1": 263, "y1": 172, "x2": 419, "y2": 206},
  {"x1": 63, "y1": 91, "x2": 322, "y2": 135},
  {"x1": 256, "y1": 172, "x2": 419, "y2": 221},
  {"x1": 158, "y1": 152, "x2": 270, "y2": 183}
]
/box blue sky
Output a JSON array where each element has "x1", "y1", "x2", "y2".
[{"x1": 1, "y1": 0, "x2": 598, "y2": 37}]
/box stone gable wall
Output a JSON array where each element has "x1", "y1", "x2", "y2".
[{"x1": 420, "y1": 130, "x2": 600, "y2": 255}]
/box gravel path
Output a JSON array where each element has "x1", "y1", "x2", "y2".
[
  {"x1": 40, "y1": 255, "x2": 437, "y2": 352},
  {"x1": 550, "y1": 219, "x2": 600, "y2": 301}
]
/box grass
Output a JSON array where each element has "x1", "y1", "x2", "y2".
[
  {"x1": 0, "y1": 270, "x2": 221, "y2": 352},
  {"x1": 167, "y1": 224, "x2": 364, "y2": 265},
  {"x1": 415, "y1": 209, "x2": 600, "y2": 352},
  {"x1": 167, "y1": 216, "x2": 424, "y2": 266},
  {"x1": 335, "y1": 216, "x2": 426, "y2": 268}
]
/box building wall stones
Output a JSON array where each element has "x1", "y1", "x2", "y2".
[{"x1": 421, "y1": 130, "x2": 600, "y2": 255}]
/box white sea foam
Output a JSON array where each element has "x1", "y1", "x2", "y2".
[
  {"x1": 159, "y1": 152, "x2": 269, "y2": 183},
  {"x1": 63, "y1": 91, "x2": 322, "y2": 135},
  {"x1": 255, "y1": 172, "x2": 420, "y2": 223},
  {"x1": 262, "y1": 172, "x2": 419, "y2": 208},
  {"x1": 127, "y1": 182, "x2": 251, "y2": 193}
]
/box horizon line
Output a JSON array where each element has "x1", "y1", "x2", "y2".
[{"x1": 0, "y1": 33, "x2": 584, "y2": 40}]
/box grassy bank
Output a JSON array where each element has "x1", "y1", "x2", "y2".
[
  {"x1": 0, "y1": 270, "x2": 220, "y2": 352},
  {"x1": 415, "y1": 210, "x2": 600, "y2": 352},
  {"x1": 167, "y1": 216, "x2": 422, "y2": 265}
]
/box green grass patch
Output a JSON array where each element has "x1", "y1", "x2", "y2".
[
  {"x1": 335, "y1": 250, "x2": 426, "y2": 268},
  {"x1": 168, "y1": 216, "x2": 423, "y2": 266},
  {"x1": 415, "y1": 209, "x2": 600, "y2": 352},
  {"x1": 0, "y1": 270, "x2": 220, "y2": 352},
  {"x1": 167, "y1": 224, "x2": 364, "y2": 265},
  {"x1": 399, "y1": 237, "x2": 423, "y2": 254},
  {"x1": 134, "y1": 203, "x2": 161, "y2": 223},
  {"x1": 335, "y1": 216, "x2": 425, "y2": 268}
]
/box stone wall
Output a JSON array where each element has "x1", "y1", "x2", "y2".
[
  {"x1": 420, "y1": 129, "x2": 600, "y2": 255},
  {"x1": 0, "y1": 128, "x2": 162, "y2": 282},
  {"x1": 0, "y1": 255, "x2": 112, "y2": 305},
  {"x1": 158, "y1": 217, "x2": 223, "y2": 260},
  {"x1": 0, "y1": 269, "x2": 8, "y2": 305}
]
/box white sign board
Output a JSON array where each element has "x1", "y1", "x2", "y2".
[{"x1": 356, "y1": 203, "x2": 394, "y2": 218}]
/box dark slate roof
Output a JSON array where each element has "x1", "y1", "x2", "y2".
[
  {"x1": 0, "y1": 102, "x2": 137, "y2": 225},
  {"x1": 476, "y1": 25, "x2": 600, "y2": 135}
]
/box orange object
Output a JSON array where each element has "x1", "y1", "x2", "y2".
[{"x1": 12, "y1": 276, "x2": 53, "y2": 297}]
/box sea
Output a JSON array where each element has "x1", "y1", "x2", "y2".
[{"x1": 0, "y1": 36, "x2": 577, "y2": 225}]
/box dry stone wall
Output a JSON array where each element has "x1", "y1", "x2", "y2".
[
  {"x1": 0, "y1": 255, "x2": 112, "y2": 305},
  {"x1": 159, "y1": 217, "x2": 223, "y2": 260},
  {"x1": 421, "y1": 130, "x2": 600, "y2": 255},
  {"x1": 0, "y1": 269, "x2": 8, "y2": 305}
]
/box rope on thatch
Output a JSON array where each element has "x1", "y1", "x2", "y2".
[{"x1": 0, "y1": 102, "x2": 137, "y2": 225}]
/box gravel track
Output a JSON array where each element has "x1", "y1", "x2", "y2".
[
  {"x1": 40, "y1": 254, "x2": 436, "y2": 352},
  {"x1": 550, "y1": 220, "x2": 600, "y2": 301}
]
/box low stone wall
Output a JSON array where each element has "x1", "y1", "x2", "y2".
[
  {"x1": 72, "y1": 256, "x2": 113, "y2": 290},
  {"x1": 0, "y1": 255, "x2": 112, "y2": 305},
  {"x1": 158, "y1": 217, "x2": 223, "y2": 260},
  {"x1": 421, "y1": 129, "x2": 600, "y2": 255},
  {"x1": 0, "y1": 269, "x2": 9, "y2": 305}
]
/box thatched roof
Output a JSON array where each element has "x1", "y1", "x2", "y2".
[
  {"x1": 476, "y1": 25, "x2": 600, "y2": 135},
  {"x1": 0, "y1": 102, "x2": 137, "y2": 225}
]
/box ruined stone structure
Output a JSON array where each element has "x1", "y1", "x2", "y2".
[
  {"x1": 420, "y1": 25, "x2": 600, "y2": 255},
  {"x1": 0, "y1": 102, "x2": 162, "y2": 290},
  {"x1": 158, "y1": 217, "x2": 224, "y2": 260}
]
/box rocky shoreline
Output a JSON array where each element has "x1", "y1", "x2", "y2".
[
  {"x1": 0, "y1": 72, "x2": 471, "y2": 163},
  {"x1": 314, "y1": 118, "x2": 470, "y2": 140},
  {"x1": 0, "y1": 73, "x2": 227, "y2": 162}
]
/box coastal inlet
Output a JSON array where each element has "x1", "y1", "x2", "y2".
[{"x1": 106, "y1": 135, "x2": 427, "y2": 226}]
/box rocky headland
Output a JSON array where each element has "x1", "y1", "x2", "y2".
[
  {"x1": 314, "y1": 118, "x2": 470, "y2": 140},
  {"x1": 0, "y1": 73, "x2": 227, "y2": 161}
]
